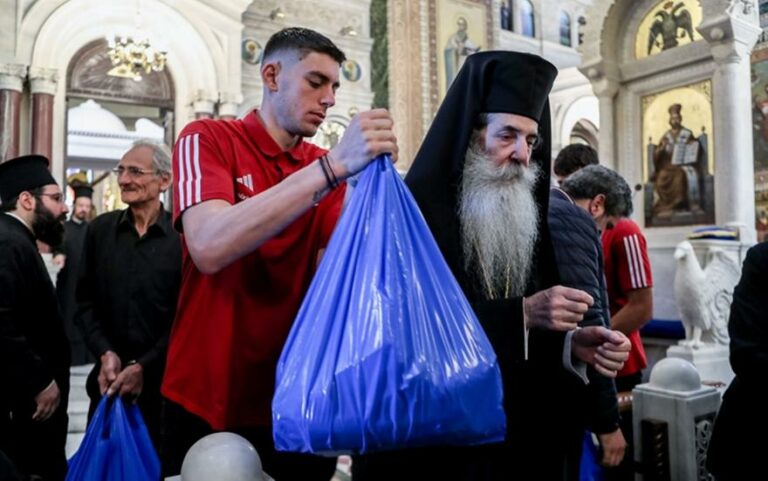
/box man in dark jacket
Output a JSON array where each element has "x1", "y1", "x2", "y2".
[
  {"x1": 706, "y1": 241, "x2": 768, "y2": 480},
  {"x1": 550, "y1": 169, "x2": 636, "y2": 473},
  {"x1": 0, "y1": 155, "x2": 71, "y2": 481},
  {"x1": 353, "y1": 51, "x2": 630, "y2": 481},
  {"x1": 54, "y1": 184, "x2": 94, "y2": 365}
]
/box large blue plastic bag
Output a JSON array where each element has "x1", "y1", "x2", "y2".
[
  {"x1": 272, "y1": 155, "x2": 506, "y2": 454},
  {"x1": 66, "y1": 396, "x2": 160, "y2": 481}
]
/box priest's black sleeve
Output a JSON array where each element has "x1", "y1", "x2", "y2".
[{"x1": 0, "y1": 243, "x2": 54, "y2": 400}]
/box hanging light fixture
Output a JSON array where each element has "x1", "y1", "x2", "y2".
[{"x1": 106, "y1": 0, "x2": 166, "y2": 81}]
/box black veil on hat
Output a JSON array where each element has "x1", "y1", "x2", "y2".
[
  {"x1": 0, "y1": 155, "x2": 56, "y2": 204},
  {"x1": 405, "y1": 51, "x2": 559, "y2": 296}
]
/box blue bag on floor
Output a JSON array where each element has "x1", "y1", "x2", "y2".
[
  {"x1": 272, "y1": 155, "x2": 506, "y2": 455},
  {"x1": 66, "y1": 396, "x2": 160, "y2": 481}
]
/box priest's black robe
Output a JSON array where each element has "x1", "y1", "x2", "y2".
[{"x1": 0, "y1": 213, "x2": 70, "y2": 481}]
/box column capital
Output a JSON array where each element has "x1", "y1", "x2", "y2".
[
  {"x1": 579, "y1": 59, "x2": 619, "y2": 97},
  {"x1": 699, "y1": 3, "x2": 761, "y2": 65},
  {"x1": 0, "y1": 64, "x2": 28, "y2": 92},
  {"x1": 192, "y1": 89, "x2": 217, "y2": 116},
  {"x1": 28, "y1": 67, "x2": 59, "y2": 95},
  {"x1": 218, "y1": 91, "x2": 243, "y2": 118}
]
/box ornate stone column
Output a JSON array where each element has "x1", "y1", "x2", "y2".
[
  {"x1": 388, "y1": 0, "x2": 424, "y2": 170},
  {"x1": 699, "y1": 5, "x2": 761, "y2": 243},
  {"x1": 581, "y1": 61, "x2": 619, "y2": 170},
  {"x1": 0, "y1": 64, "x2": 27, "y2": 162},
  {"x1": 28, "y1": 67, "x2": 59, "y2": 163},
  {"x1": 193, "y1": 90, "x2": 216, "y2": 120},
  {"x1": 218, "y1": 92, "x2": 243, "y2": 121}
]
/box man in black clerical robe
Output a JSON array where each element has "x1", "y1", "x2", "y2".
[
  {"x1": 353, "y1": 52, "x2": 630, "y2": 481},
  {"x1": 0, "y1": 155, "x2": 71, "y2": 481}
]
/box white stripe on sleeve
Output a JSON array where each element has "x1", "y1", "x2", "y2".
[
  {"x1": 184, "y1": 135, "x2": 193, "y2": 208},
  {"x1": 624, "y1": 235, "x2": 640, "y2": 289},
  {"x1": 177, "y1": 136, "x2": 187, "y2": 210},
  {"x1": 192, "y1": 133, "x2": 202, "y2": 205},
  {"x1": 631, "y1": 234, "x2": 648, "y2": 287}
]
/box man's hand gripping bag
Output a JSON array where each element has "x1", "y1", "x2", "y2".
[{"x1": 272, "y1": 155, "x2": 506, "y2": 455}]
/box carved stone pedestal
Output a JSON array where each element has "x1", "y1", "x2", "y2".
[
  {"x1": 666, "y1": 343, "x2": 734, "y2": 387},
  {"x1": 633, "y1": 358, "x2": 721, "y2": 481}
]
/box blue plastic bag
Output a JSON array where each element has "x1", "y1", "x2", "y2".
[
  {"x1": 272, "y1": 155, "x2": 506, "y2": 455},
  {"x1": 66, "y1": 396, "x2": 160, "y2": 481}
]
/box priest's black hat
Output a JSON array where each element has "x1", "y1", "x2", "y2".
[
  {"x1": 72, "y1": 185, "x2": 93, "y2": 200},
  {"x1": 0, "y1": 155, "x2": 57, "y2": 204},
  {"x1": 405, "y1": 51, "x2": 559, "y2": 298}
]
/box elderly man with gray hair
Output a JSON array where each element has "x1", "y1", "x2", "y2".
[{"x1": 76, "y1": 139, "x2": 182, "y2": 450}]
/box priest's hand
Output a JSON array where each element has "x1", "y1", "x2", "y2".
[
  {"x1": 52, "y1": 254, "x2": 65, "y2": 268},
  {"x1": 329, "y1": 108, "x2": 398, "y2": 178},
  {"x1": 598, "y1": 428, "x2": 627, "y2": 467},
  {"x1": 571, "y1": 326, "x2": 630, "y2": 378},
  {"x1": 106, "y1": 362, "x2": 144, "y2": 402},
  {"x1": 98, "y1": 350, "x2": 122, "y2": 394},
  {"x1": 33, "y1": 380, "x2": 61, "y2": 422},
  {"x1": 523, "y1": 285, "x2": 593, "y2": 331}
]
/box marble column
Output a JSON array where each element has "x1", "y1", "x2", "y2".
[
  {"x1": 0, "y1": 64, "x2": 26, "y2": 162},
  {"x1": 711, "y1": 45, "x2": 755, "y2": 241},
  {"x1": 591, "y1": 75, "x2": 619, "y2": 170},
  {"x1": 700, "y1": 7, "x2": 761, "y2": 243},
  {"x1": 29, "y1": 67, "x2": 58, "y2": 163},
  {"x1": 218, "y1": 92, "x2": 242, "y2": 121},
  {"x1": 388, "y1": 0, "x2": 424, "y2": 170}
]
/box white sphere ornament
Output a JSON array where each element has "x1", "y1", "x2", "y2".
[
  {"x1": 649, "y1": 357, "x2": 701, "y2": 392},
  {"x1": 180, "y1": 432, "x2": 265, "y2": 481}
]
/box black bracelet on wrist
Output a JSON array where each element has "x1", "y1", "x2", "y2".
[
  {"x1": 319, "y1": 156, "x2": 335, "y2": 190},
  {"x1": 319, "y1": 155, "x2": 340, "y2": 189}
]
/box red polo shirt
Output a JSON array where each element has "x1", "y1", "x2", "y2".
[
  {"x1": 602, "y1": 218, "x2": 652, "y2": 377},
  {"x1": 162, "y1": 111, "x2": 346, "y2": 429}
]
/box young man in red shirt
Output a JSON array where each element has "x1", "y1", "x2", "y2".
[{"x1": 161, "y1": 27, "x2": 398, "y2": 479}]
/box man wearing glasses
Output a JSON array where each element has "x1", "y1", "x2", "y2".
[
  {"x1": 0, "y1": 155, "x2": 71, "y2": 480},
  {"x1": 76, "y1": 139, "x2": 181, "y2": 451}
]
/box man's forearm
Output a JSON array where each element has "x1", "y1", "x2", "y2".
[
  {"x1": 610, "y1": 288, "x2": 652, "y2": 334},
  {"x1": 183, "y1": 158, "x2": 334, "y2": 275},
  {"x1": 610, "y1": 303, "x2": 650, "y2": 334}
]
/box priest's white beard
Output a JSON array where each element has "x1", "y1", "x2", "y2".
[{"x1": 458, "y1": 143, "x2": 541, "y2": 299}]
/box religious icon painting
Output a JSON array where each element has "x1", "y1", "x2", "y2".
[
  {"x1": 430, "y1": 0, "x2": 493, "y2": 112},
  {"x1": 634, "y1": 0, "x2": 702, "y2": 60},
  {"x1": 342, "y1": 60, "x2": 362, "y2": 82},
  {"x1": 641, "y1": 80, "x2": 715, "y2": 227},
  {"x1": 242, "y1": 38, "x2": 263, "y2": 65},
  {"x1": 751, "y1": 45, "x2": 768, "y2": 241}
]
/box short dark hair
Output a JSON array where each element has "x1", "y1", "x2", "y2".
[
  {"x1": 561, "y1": 165, "x2": 633, "y2": 217},
  {"x1": 263, "y1": 27, "x2": 346, "y2": 65},
  {"x1": 553, "y1": 144, "x2": 599, "y2": 177},
  {"x1": 0, "y1": 187, "x2": 44, "y2": 213}
]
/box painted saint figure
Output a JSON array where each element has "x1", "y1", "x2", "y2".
[
  {"x1": 444, "y1": 17, "x2": 480, "y2": 88},
  {"x1": 650, "y1": 103, "x2": 705, "y2": 217}
]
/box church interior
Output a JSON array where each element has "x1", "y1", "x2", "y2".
[{"x1": 1, "y1": 0, "x2": 766, "y2": 479}]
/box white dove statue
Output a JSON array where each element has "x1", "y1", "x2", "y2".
[{"x1": 673, "y1": 241, "x2": 741, "y2": 349}]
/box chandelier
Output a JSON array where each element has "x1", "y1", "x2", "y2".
[{"x1": 107, "y1": 36, "x2": 167, "y2": 81}]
